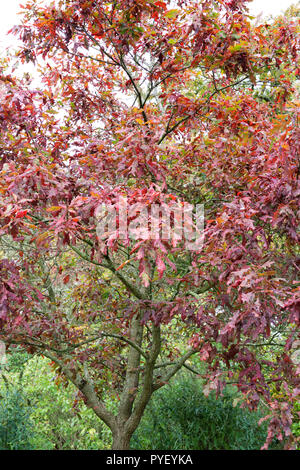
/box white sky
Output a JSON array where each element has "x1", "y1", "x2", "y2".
[{"x1": 0, "y1": 0, "x2": 298, "y2": 58}]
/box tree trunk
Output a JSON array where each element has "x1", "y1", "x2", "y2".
[{"x1": 111, "y1": 428, "x2": 132, "y2": 450}]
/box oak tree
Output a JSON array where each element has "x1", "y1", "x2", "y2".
[{"x1": 0, "y1": 0, "x2": 299, "y2": 449}]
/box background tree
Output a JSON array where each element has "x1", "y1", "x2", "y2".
[{"x1": 0, "y1": 0, "x2": 299, "y2": 449}]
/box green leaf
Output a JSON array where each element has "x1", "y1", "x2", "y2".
[{"x1": 165, "y1": 9, "x2": 180, "y2": 18}]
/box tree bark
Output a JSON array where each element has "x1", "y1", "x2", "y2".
[
  {"x1": 110, "y1": 321, "x2": 161, "y2": 449},
  {"x1": 111, "y1": 428, "x2": 132, "y2": 450},
  {"x1": 118, "y1": 312, "x2": 144, "y2": 422}
]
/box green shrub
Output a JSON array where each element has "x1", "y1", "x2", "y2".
[
  {"x1": 18, "y1": 355, "x2": 113, "y2": 450},
  {"x1": 292, "y1": 401, "x2": 300, "y2": 449},
  {"x1": 1, "y1": 351, "x2": 113, "y2": 450},
  {"x1": 0, "y1": 387, "x2": 36, "y2": 450},
  {"x1": 132, "y1": 374, "x2": 283, "y2": 450},
  {"x1": 5, "y1": 348, "x2": 31, "y2": 374}
]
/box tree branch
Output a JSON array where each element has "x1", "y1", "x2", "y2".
[
  {"x1": 153, "y1": 349, "x2": 197, "y2": 390},
  {"x1": 41, "y1": 350, "x2": 117, "y2": 431}
]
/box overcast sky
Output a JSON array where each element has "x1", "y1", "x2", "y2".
[{"x1": 0, "y1": 0, "x2": 297, "y2": 56}]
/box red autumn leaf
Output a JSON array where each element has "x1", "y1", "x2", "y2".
[
  {"x1": 15, "y1": 210, "x2": 28, "y2": 218},
  {"x1": 63, "y1": 275, "x2": 70, "y2": 284}
]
